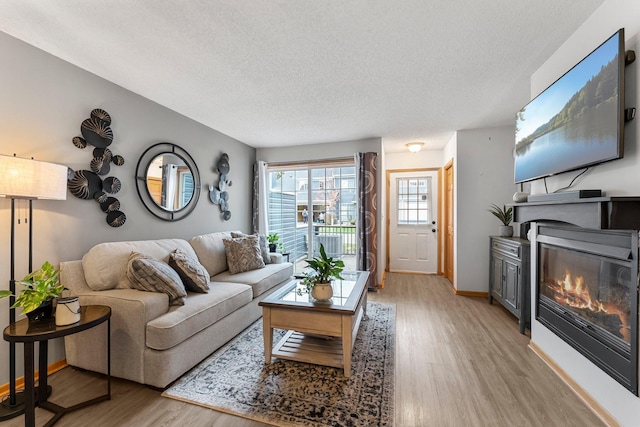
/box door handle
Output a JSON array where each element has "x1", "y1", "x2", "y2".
[{"x1": 432, "y1": 228, "x2": 436, "y2": 232}]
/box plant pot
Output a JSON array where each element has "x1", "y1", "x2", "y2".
[
  {"x1": 311, "y1": 283, "x2": 333, "y2": 301},
  {"x1": 55, "y1": 296, "x2": 81, "y2": 326},
  {"x1": 25, "y1": 299, "x2": 54, "y2": 323},
  {"x1": 268, "y1": 243, "x2": 277, "y2": 253},
  {"x1": 499, "y1": 225, "x2": 514, "y2": 237}
]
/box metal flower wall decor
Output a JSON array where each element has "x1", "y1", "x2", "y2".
[
  {"x1": 208, "y1": 153, "x2": 232, "y2": 220},
  {"x1": 67, "y1": 108, "x2": 127, "y2": 227}
]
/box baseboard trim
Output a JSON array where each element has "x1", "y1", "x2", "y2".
[
  {"x1": 453, "y1": 289, "x2": 488, "y2": 298},
  {"x1": 528, "y1": 342, "x2": 619, "y2": 427},
  {"x1": 388, "y1": 270, "x2": 437, "y2": 276},
  {"x1": 0, "y1": 358, "x2": 68, "y2": 398}
]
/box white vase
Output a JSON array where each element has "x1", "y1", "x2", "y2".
[{"x1": 311, "y1": 283, "x2": 333, "y2": 301}]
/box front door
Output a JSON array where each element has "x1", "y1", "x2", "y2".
[{"x1": 388, "y1": 171, "x2": 438, "y2": 273}]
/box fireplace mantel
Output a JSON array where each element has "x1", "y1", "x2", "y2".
[{"x1": 511, "y1": 197, "x2": 640, "y2": 230}]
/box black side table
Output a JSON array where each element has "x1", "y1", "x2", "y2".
[{"x1": 3, "y1": 305, "x2": 111, "y2": 427}]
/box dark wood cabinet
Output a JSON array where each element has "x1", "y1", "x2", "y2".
[{"x1": 489, "y1": 236, "x2": 530, "y2": 334}]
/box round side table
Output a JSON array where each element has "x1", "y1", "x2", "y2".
[{"x1": 3, "y1": 305, "x2": 111, "y2": 427}]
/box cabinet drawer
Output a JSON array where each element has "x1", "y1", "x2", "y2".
[{"x1": 492, "y1": 240, "x2": 520, "y2": 258}]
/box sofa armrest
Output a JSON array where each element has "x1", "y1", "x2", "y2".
[
  {"x1": 64, "y1": 285, "x2": 169, "y2": 384},
  {"x1": 60, "y1": 260, "x2": 92, "y2": 295}
]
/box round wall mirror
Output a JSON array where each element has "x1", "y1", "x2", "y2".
[{"x1": 135, "y1": 143, "x2": 201, "y2": 221}]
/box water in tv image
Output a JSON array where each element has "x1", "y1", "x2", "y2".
[{"x1": 514, "y1": 32, "x2": 621, "y2": 183}]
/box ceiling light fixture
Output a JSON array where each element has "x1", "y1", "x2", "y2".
[{"x1": 405, "y1": 142, "x2": 424, "y2": 153}]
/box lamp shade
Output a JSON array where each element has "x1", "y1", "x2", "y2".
[{"x1": 0, "y1": 155, "x2": 68, "y2": 200}]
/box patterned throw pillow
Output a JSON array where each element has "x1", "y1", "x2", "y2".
[
  {"x1": 223, "y1": 235, "x2": 265, "y2": 274},
  {"x1": 168, "y1": 248, "x2": 209, "y2": 293},
  {"x1": 231, "y1": 232, "x2": 271, "y2": 264},
  {"x1": 126, "y1": 252, "x2": 187, "y2": 305}
]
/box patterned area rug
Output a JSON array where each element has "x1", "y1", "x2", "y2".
[{"x1": 163, "y1": 302, "x2": 395, "y2": 426}]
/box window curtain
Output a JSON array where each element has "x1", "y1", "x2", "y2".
[
  {"x1": 162, "y1": 163, "x2": 178, "y2": 210},
  {"x1": 252, "y1": 161, "x2": 269, "y2": 234},
  {"x1": 355, "y1": 152, "x2": 378, "y2": 289}
]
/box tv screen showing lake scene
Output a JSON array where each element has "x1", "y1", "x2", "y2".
[{"x1": 514, "y1": 30, "x2": 622, "y2": 183}]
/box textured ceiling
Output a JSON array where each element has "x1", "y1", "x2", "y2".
[{"x1": 0, "y1": 1, "x2": 603, "y2": 152}]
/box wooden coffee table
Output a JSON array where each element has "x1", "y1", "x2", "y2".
[{"x1": 259, "y1": 271, "x2": 369, "y2": 377}]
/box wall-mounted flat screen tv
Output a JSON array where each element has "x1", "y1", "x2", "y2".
[{"x1": 514, "y1": 28, "x2": 625, "y2": 184}]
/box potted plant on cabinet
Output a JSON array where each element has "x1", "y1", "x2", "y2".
[
  {"x1": 0, "y1": 261, "x2": 65, "y2": 322},
  {"x1": 298, "y1": 244, "x2": 345, "y2": 301},
  {"x1": 488, "y1": 203, "x2": 514, "y2": 237}
]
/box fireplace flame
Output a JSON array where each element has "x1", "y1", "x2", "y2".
[
  {"x1": 551, "y1": 271, "x2": 629, "y2": 342},
  {"x1": 556, "y1": 272, "x2": 606, "y2": 312}
]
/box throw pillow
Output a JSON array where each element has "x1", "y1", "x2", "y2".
[
  {"x1": 126, "y1": 252, "x2": 187, "y2": 305},
  {"x1": 223, "y1": 235, "x2": 265, "y2": 274},
  {"x1": 168, "y1": 248, "x2": 209, "y2": 293},
  {"x1": 231, "y1": 231, "x2": 271, "y2": 264}
]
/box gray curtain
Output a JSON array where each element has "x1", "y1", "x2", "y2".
[{"x1": 355, "y1": 152, "x2": 378, "y2": 289}]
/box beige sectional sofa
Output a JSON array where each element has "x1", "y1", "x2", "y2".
[{"x1": 60, "y1": 231, "x2": 293, "y2": 388}]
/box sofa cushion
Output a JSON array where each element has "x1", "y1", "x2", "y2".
[
  {"x1": 231, "y1": 231, "x2": 271, "y2": 264},
  {"x1": 223, "y1": 235, "x2": 265, "y2": 274},
  {"x1": 168, "y1": 249, "x2": 209, "y2": 293},
  {"x1": 189, "y1": 231, "x2": 233, "y2": 277},
  {"x1": 146, "y1": 282, "x2": 252, "y2": 350},
  {"x1": 126, "y1": 252, "x2": 187, "y2": 306},
  {"x1": 83, "y1": 238, "x2": 196, "y2": 290},
  {"x1": 212, "y1": 262, "x2": 292, "y2": 298}
]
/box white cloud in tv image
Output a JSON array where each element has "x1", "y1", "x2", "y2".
[{"x1": 514, "y1": 30, "x2": 624, "y2": 184}]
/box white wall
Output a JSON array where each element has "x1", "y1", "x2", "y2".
[
  {"x1": 529, "y1": 2, "x2": 640, "y2": 425},
  {"x1": 0, "y1": 33, "x2": 255, "y2": 387},
  {"x1": 454, "y1": 127, "x2": 517, "y2": 292},
  {"x1": 384, "y1": 149, "x2": 444, "y2": 170},
  {"x1": 257, "y1": 138, "x2": 384, "y2": 284}
]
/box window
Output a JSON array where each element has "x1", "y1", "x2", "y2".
[
  {"x1": 267, "y1": 161, "x2": 357, "y2": 272},
  {"x1": 396, "y1": 177, "x2": 431, "y2": 225}
]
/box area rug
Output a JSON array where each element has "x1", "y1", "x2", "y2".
[{"x1": 163, "y1": 302, "x2": 395, "y2": 427}]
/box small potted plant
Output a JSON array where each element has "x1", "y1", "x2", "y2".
[
  {"x1": 0, "y1": 261, "x2": 65, "y2": 322},
  {"x1": 488, "y1": 203, "x2": 514, "y2": 237},
  {"x1": 298, "y1": 244, "x2": 345, "y2": 301},
  {"x1": 267, "y1": 233, "x2": 279, "y2": 252}
]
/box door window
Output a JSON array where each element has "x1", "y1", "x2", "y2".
[{"x1": 396, "y1": 177, "x2": 431, "y2": 225}]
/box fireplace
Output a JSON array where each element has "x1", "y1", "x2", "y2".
[{"x1": 533, "y1": 223, "x2": 638, "y2": 394}]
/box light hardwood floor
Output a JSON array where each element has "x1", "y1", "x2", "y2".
[{"x1": 4, "y1": 273, "x2": 605, "y2": 426}]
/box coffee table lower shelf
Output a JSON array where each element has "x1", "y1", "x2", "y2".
[{"x1": 272, "y1": 331, "x2": 344, "y2": 369}]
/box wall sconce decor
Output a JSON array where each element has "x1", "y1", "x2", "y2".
[
  {"x1": 0, "y1": 154, "x2": 68, "y2": 420},
  {"x1": 209, "y1": 153, "x2": 232, "y2": 221},
  {"x1": 135, "y1": 142, "x2": 201, "y2": 221},
  {"x1": 68, "y1": 108, "x2": 126, "y2": 227},
  {"x1": 406, "y1": 142, "x2": 424, "y2": 153}
]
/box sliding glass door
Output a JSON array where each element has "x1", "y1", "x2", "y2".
[{"x1": 267, "y1": 163, "x2": 357, "y2": 272}]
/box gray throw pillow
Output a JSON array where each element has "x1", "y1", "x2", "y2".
[
  {"x1": 126, "y1": 252, "x2": 187, "y2": 305},
  {"x1": 231, "y1": 231, "x2": 271, "y2": 264},
  {"x1": 223, "y1": 235, "x2": 265, "y2": 274},
  {"x1": 168, "y1": 248, "x2": 209, "y2": 293}
]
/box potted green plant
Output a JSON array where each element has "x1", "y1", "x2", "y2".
[
  {"x1": 267, "y1": 233, "x2": 279, "y2": 252},
  {"x1": 298, "y1": 244, "x2": 345, "y2": 301},
  {"x1": 0, "y1": 261, "x2": 65, "y2": 322},
  {"x1": 488, "y1": 203, "x2": 514, "y2": 237}
]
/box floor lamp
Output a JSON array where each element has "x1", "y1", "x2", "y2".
[{"x1": 0, "y1": 154, "x2": 68, "y2": 420}]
